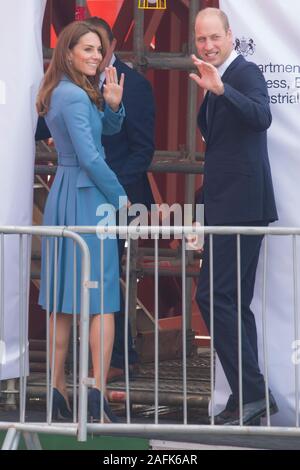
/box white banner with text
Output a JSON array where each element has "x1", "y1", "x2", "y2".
[
  {"x1": 216, "y1": 0, "x2": 300, "y2": 425},
  {"x1": 0, "y1": 0, "x2": 46, "y2": 379}
]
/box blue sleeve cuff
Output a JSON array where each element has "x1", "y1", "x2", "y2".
[{"x1": 106, "y1": 102, "x2": 125, "y2": 117}]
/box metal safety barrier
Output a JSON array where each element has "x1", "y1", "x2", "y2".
[
  {"x1": 0, "y1": 225, "x2": 300, "y2": 450},
  {"x1": 70, "y1": 226, "x2": 300, "y2": 446},
  {"x1": 0, "y1": 226, "x2": 91, "y2": 448}
]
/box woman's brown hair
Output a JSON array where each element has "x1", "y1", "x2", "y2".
[{"x1": 36, "y1": 21, "x2": 107, "y2": 115}]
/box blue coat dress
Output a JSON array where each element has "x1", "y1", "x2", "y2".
[{"x1": 38, "y1": 76, "x2": 127, "y2": 314}]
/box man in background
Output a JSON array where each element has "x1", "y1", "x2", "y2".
[{"x1": 86, "y1": 17, "x2": 155, "y2": 382}]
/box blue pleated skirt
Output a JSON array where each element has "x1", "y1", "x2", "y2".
[{"x1": 38, "y1": 166, "x2": 120, "y2": 314}]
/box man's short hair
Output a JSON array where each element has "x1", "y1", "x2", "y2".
[
  {"x1": 85, "y1": 16, "x2": 114, "y2": 43},
  {"x1": 196, "y1": 7, "x2": 230, "y2": 32}
]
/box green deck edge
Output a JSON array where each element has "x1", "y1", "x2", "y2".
[{"x1": 0, "y1": 431, "x2": 149, "y2": 450}]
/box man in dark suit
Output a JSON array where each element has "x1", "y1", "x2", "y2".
[
  {"x1": 86, "y1": 17, "x2": 155, "y2": 381},
  {"x1": 190, "y1": 8, "x2": 278, "y2": 425}
]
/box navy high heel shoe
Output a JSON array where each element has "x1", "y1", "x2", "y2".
[
  {"x1": 88, "y1": 388, "x2": 119, "y2": 423},
  {"x1": 52, "y1": 388, "x2": 73, "y2": 421}
]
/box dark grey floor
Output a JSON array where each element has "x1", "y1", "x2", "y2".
[{"x1": 1, "y1": 350, "x2": 299, "y2": 450}]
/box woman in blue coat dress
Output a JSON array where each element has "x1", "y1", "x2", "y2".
[{"x1": 36, "y1": 21, "x2": 127, "y2": 422}]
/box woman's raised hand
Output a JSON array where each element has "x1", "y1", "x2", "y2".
[{"x1": 103, "y1": 65, "x2": 125, "y2": 112}]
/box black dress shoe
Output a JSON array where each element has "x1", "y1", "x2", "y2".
[
  {"x1": 214, "y1": 407, "x2": 261, "y2": 426},
  {"x1": 223, "y1": 393, "x2": 278, "y2": 426},
  {"x1": 107, "y1": 364, "x2": 140, "y2": 384},
  {"x1": 52, "y1": 388, "x2": 72, "y2": 421},
  {"x1": 88, "y1": 388, "x2": 119, "y2": 423},
  {"x1": 214, "y1": 394, "x2": 238, "y2": 424},
  {"x1": 214, "y1": 408, "x2": 238, "y2": 425}
]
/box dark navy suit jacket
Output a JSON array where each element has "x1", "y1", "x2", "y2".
[
  {"x1": 198, "y1": 54, "x2": 278, "y2": 225},
  {"x1": 102, "y1": 57, "x2": 155, "y2": 209}
]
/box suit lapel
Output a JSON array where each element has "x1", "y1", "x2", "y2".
[
  {"x1": 114, "y1": 57, "x2": 122, "y2": 72},
  {"x1": 206, "y1": 91, "x2": 217, "y2": 142},
  {"x1": 198, "y1": 91, "x2": 209, "y2": 141},
  {"x1": 205, "y1": 54, "x2": 244, "y2": 144},
  {"x1": 221, "y1": 53, "x2": 244, "y2": 82},
  {"x1": 198, "y1": 90, "x2": 217, "y2": 143}
]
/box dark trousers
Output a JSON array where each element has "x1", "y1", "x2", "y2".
[
  {"x1": 196, "y1": 223, "x2": 267, "y2": 405},
  {"x1": 110, "y1": 236, "x2": 138, "y2": 369}
]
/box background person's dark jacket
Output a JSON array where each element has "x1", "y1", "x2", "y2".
[{"x1": 102, "y1": 57, "x2": 155, "y2": 209}]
